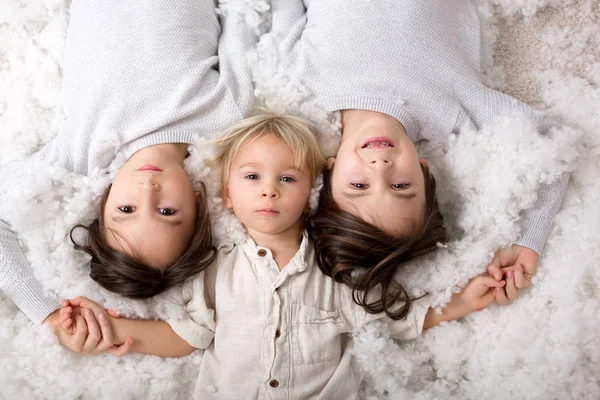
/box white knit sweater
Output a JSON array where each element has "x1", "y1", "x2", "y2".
[
  {"x1": 273, "y1": 0, "x2": 569, "y2": 255},
  {"x1": 0, "y1": 0, "x2": 256, "y2": 324}
]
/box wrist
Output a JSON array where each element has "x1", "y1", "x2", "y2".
[{"x1": 43, "y1": 309, "x2": 60, "y2": 326}]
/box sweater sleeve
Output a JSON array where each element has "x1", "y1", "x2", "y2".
[
  {"x1": 269, "y1": 0, "x2": 307, "y2": 55},
  {"x1": 469, "y1": 86, "x2": 572, "y2": 254},
  {"x1": 0, "y1": 159, "x2": 60, "y2": 324}
]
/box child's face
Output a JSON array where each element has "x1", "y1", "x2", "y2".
[
  {"x1": 223, "y1": 134, "x2": 312, "y2": 238},
  {"x1": 329, "y1": 122, "x2": 428, "y2": 238},
  {"x1": 104, "y1": 145, "x2": 198, "y2": 268}
]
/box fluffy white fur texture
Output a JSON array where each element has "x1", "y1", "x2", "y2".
[{"x1": 1, "y1": 0, "x2": 599, "y2": 399}]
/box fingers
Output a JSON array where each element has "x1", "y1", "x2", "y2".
[
  {"x1": 487, "y1": 246, "x2": 516, "y2": 281},
  {"x1": 477, "y1": 276, "x2": 507, "y2": 289},
  {"x1": 82, "y1": 309, "x2": 102, "y2": 353},
  {"x1": 60, "y1": 307, "x2": 74, "y2": 334},
  {"x1": 95, "y1": 313, "x2": 116, "y2": 353},
  {"x1": 107, "y1": 338, "x2": 134, "y2": 357},
  {"x1": 505, "y1": 271, "x2": 518, "y2": 301},
  {"x1": 106, "y1": 309, "x2": 120, "y2": 319},
  {"x1": 495, "y1": 286, "x2": 510, "y2": 306},
  {"x1": 72, "y1": 313, "x2": 88, "y2": 351},
  {"x1": 479, "y1": 287, "x2": 497, "y2": 310},
  {"x1": 513, "y1": 264, "x2": 530, "y2": 289}
]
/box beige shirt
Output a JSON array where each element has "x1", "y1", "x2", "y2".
[{"x1": 168, "y1": 233, "x2": 431, "y2": 400}]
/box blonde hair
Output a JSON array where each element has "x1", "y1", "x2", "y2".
[{"x1": 211, "y1": 109, "x2": 325, "y2": 184}]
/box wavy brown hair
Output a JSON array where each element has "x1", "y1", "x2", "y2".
[
  {"x1": 308, "y1": 163, "x2": 448, "y2": 320},
  {"x1": 70, "y1": 184, "x2": 216, "y2": 298}
]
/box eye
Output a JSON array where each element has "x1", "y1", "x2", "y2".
[
  {"x1": 118, "y1": 206, "x2": 135, "y2": 213},
  {"x1": 245, "y1": 174, "x2": 259, "y2": 180},
  {"x1": 158, "y1": 208, "x2": 177, "y2": 216},
  {"x1": 280, "y1": 176, "x2": 296, "y2": 183},
  {"x1": 350, "y1": 183, "x2": 369, "y2": 189},
  {"x1": 391, "y1": 183, "x2": 410, "y2": 189}
]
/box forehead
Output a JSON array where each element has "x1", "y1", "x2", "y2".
[
  {"x1": 232, "y1": 134, "x2": 303, "y2": 169},
  {"x1": 103, "y1": 221, "x2": 194, "y2": 268},
  {"x1": 332, "y1": 189, "x2": 425, "y2": 237}
]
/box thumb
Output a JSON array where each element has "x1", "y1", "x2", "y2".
[
  {"x1": 106, "y1": 338, "x2": 134, "y2": 357},
  {"x1": 478, "y1": 289, "x2": 497, "y2": 310}
]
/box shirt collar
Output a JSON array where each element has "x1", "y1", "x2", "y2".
[{"x1": 241, "y1": 231, "x2": 311, "y2": 276}]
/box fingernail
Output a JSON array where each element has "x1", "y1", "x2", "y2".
[
  {"x1": 476, "y1": 308, "x2": 483, "y2": 312},
  {"x1": 85, "y1": 309, "x2": 92, "y2": 316},
  {"x1": 508, "y1": 271, "x2": 513, "y2": 278},
  {"x1": 495, "y1": 274, "x2": 501, "y2": 280}
]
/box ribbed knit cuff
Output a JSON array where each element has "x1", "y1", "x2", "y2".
[
  {"x1": 121, "y1": 130, "x2": 201, "y2": 159},
  {"x1": 515, "y1": 211, "x2": 554, "y2": 255},
  {"x1": 317, "y1": 97, "x2": 420, "y2": 141},
  {"x1": 9, "y1": 279, "x2": 60, "y2": 325}
]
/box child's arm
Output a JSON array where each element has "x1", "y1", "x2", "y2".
[
  {"x1": 50, "y1": 300, "x2": 133, "y2": 356},
  {"x1": 63, "y1": 297, "x2": 195, "y2": 358},
  {"x1": 423, "y1": 275, "x2": 506, "y2": 329}
]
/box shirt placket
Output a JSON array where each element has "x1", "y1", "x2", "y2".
[{"x1": 253, "y1": 247, "x2": 291, "y2": 400}]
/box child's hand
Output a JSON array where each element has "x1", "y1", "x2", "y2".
[
  {"x1": 459, "y1": 275, "x2": 506, "y2": 313},
  {"x1": 53, "y1": 297, "x2": 133, "y2": 356},
  {"x1": 487, "y1": 244, "x2": 539, "y2": 304},
  {"x1": 424, "y1": 275, "x2": 506, "y2": 329}
]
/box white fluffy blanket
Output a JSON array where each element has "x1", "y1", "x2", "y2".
[{"x1": 1, "y1": 0, "x2": 599, "y2": 399}]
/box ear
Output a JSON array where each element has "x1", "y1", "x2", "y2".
[
  {"x1": 419, "y1": 159, "x2": 430, "y2": 169},
  {"x1": 222, "y1": 185, "x2": 233, "y2": 209},
  {"x1": 326, "y1": 157, "x2": 336, "y2": 170}
]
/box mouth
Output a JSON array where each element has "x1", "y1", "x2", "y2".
[
  {"x1": 361, "y1": 137, "x2": 395, "y2": 149},
  {"x1": 256, "y1": 209, "x2": 280, "y2": 215},
  {"x1": 137, "y1": 165, "x2": 162, "y2": 172}
]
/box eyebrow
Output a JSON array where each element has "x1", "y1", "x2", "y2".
[
  {"x1": 342, "y1": 191, "x2": 417, "y2": 200},
  {"x1": 111, "y1": 215, "x2": 184, "y2": 227},
  {"x1": 238, "y1": 162, "x2": 302, "y2": 172}
]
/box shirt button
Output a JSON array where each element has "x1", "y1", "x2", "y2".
[
  {"x1": 275, "y1": 329, "x2": 281, "y2": 338},
  {"x1": 269, "y1": 380, "x2": 279, "y2": 388},
  {"x1": 257, "y1": 249, "x2": 267, "y2": 257}
]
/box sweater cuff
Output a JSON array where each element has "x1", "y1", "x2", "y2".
[
  {"x1": 515, "y1": 211, "x2": 554, "y2": 255},
  {"x1": 9, "y1": 279, "x2": 60, "y2": 324}
]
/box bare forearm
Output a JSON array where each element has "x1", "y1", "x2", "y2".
[
  {"x1": 111, "y1": 318, "x2": 195, "y2": 357},
  {"x1": 423, "y1": 296, "x2": 472, "y2": 330}
]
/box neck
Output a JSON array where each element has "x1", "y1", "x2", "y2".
[
  {"x1": 247, "y1": 224, "x2": 303, "y2": 270},
  {"x1": 340, "y1": 109, "x2": 406, "y2": 139}
]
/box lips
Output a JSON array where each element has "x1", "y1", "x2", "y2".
[
  {"x1": 361, "y1": 137, "x2": 395, "y2": 149},
  {"x1": 256, "y1": 209, "x2": 280, "y2": 215},
  {"x1": 137, "y1": 165, "x2": 162, "y2": 172}
]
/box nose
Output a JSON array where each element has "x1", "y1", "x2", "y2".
[
  {"x1": 368, "y1": 157, "x2": 392, "y2": 168},
  {"x1": 139, "y1": 174, "x2": 160, "y2": 190},
  {"x1": 261, "y1": 183, "x2": 279, "y2": 199}
]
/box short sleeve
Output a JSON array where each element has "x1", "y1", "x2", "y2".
[
  {"x1": 348, "y1": 291, "x2": 432, "y2": 341},
  {"x1": 166, "y1": 272, "x2": 215, "y2": 349}
]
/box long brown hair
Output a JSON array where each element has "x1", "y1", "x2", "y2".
[
  {"x1": 308, "y1": 163, "x2": 447, "y2": 320},
  {"x1": 70, "y1": 184, "x2": 216, "y2": 298}
]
